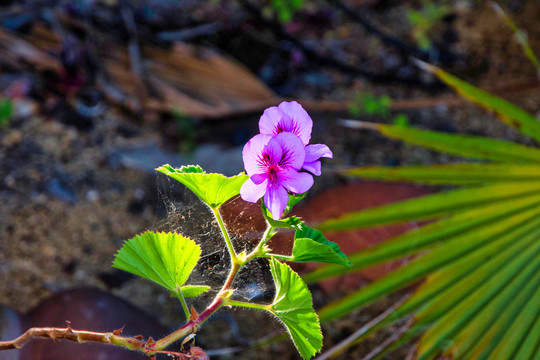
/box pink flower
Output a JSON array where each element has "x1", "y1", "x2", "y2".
[
  {"x1": 240, "y1": 132, "x2": 314, "y2": 220},
  {"x1": 259, "y1": 101, "x2": 332, "y2": 176}
]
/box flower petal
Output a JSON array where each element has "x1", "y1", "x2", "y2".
[
  {"x1": 305, "y1": 144, "x2": 333, "y2": 162},
  {"x1": 273, "y1": 132, "x2": 305, "y2": 170},
  {"x1": 240, "y1": 178, "x2": 268, "y2": 203},
  {"x1": 251, "y1": 173, "x2": 267, "y2": 185},
  {"x1": 259, "y1": 106, "x2": 294, "y2": 136},
  {"x1": 264, "y1": 136, "x2": 284, "y2": 165},
  {"x1": 302, "y1": 160, "x2": 321, "y2": 176},
  {"x1": 264, "y1": 185, "x2": 289, "y2": 220},
  {"x1": 277, "y1": 101, "x2": 313, "y2": 145},
  {"x1": 242, "y1": 134, "x2": 272, "y2": 176},
  {"x1": 280, "y1": 168, "x2": 314, "y2": 194}
]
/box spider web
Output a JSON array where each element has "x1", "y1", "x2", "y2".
[{"x1": 153, "y1": 174, "x2": 275, "y2": 309}]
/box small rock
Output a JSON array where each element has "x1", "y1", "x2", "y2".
[
  {"x1": 85, "y1": 189, "x2": 99, "y2": 202},
  {"x1": 45, "y1": 178, "x2": 77, "y2": 203},
  {"x1": 2, "y1": 130, "x2": 22, "y2": 147}
]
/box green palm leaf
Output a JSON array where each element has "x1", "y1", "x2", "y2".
[
  {"x1": 416, "y1": 60, "x2": 540, "y2": 141},
  {"x1": 307, "y1": 193, "x2": 540, "y2": 284},
  {"x1": 313, "y1": 62, "x2": 540, "y2": 359},
  {"x1": 340, "y1": 121, "x2": 540, "y2": 163},
  {"x1": 344, "y1": 163, "x2": 540, "y2": 184}
]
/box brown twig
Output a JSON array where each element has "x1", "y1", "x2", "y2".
[
  {"x1": 361, "y1": 318, "x2": 415, "y2": 360},
  {"x1": 325, "y1": 0, "x2": 462, "y2": 64},
  {"x1": 315, "y1": 294, "x2": 411, "y2": 360},
  {"x1": 238, "y1": 0, "x2": 439, "y2": 88},
  {"x1": 0, "y1": 321, "x2": 146, "y2": 352}
]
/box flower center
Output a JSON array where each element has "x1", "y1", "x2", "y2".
[{"x1": 267, "y1": 164, "x2": 280, "y2": 186}]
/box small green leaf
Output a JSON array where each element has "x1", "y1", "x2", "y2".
[
  {"x1": 113, "y1": 231, "x2": 201, "y2": 292},
  {"x1": 269, "y1": 258, "x2": 322, "y2": 359},
  {"x1": 286, "y1": 193, "x2": 306, "y2": 212},
  {"x1": 266, "y1": 214, "x2": 303, "y2": 230},
  {"x1": 0, "y1": 98, "x2": 13, "y2": 127},
  {"x1": 392, "y1": 114, "x2": 410, "y2": 127},
  {"x1": 180, "y1": 285, "x2": 210, "y2": 298},
  {"x1": 291, "y1": 225, "x2": 350, "y2": 266},
  {"x1": 156, "y1": 164, "x2": 248, "y2": 209},
  {"x1": 262, "y1": 194, "x2": 305, "y2": 230}
]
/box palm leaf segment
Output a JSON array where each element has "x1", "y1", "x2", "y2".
[{"x1": 308, "y1": 65, "x2": 540, "y2": 359}]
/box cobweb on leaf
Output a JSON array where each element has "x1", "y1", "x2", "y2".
[{"x1": 153, "y1": 174, "x2": 275, "y2": 308}]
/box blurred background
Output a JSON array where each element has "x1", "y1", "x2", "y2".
[{"x1": 0, "y1": 0, "x2": 539, "y2": 359}]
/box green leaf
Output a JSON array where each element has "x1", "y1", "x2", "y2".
[
  {"x1": 511, "y1": 303, "x2": 540, "y2": 360},
  {"x1": 472, "y1": 275, "x2": 540, "y2": 360},
  {"x1": 156, "y1": 164, "x2": 248, "y2": 210},
  {"x1": 316, "y1": 181, "x2": 540, "y2": 232},
  {"x1": 340, "y1": 215, "x2": 540, "y2": 353},
  {"x1": 262, "y1": 193, "x2": 305, "y2": 230},
  {"x1": 269, "y1": 258, "x2": 322, "y2": 359},
  {"x1": 344, "y1": 163, "x2": 540, "y2": 184},
  {"x1": 113, "y1": 231, "x2": 201, "y2": 293},
  {"x1": 416, "y1": 239, "x2": 540, "y2": 359},
  {"x1": 180, "y1": 285, "x2": 210, "y2": 298},
  {"x1": 0, "y1": 98, "x2": 13, "y2": 127},
  {"x1": 291, "y1": 224, "x2": 350, "y2": 266},
  {"x1": 417, "y1": 61, "x2": 540, "y2": 141},
  {"x1": 317, "y1": 204, "x2": 540, "y2": 322},
  {"x1": 362, "y1": 122, "x2": 540, "y2": 163},
  {"x1": 392, "y1": 114, "x2": 410, "y2": 127},
  {"x1": 316, "y1": 225, "x2": 540, "y2": 358},
  {"x1": 448, "y1": 264, "x2": 540, "y2": 359}
]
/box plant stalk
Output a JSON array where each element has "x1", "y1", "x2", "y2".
[
  {"x1": 150, "y1": 209, "x2": 245, "y2": 351},
  {"x1": 147, "y1": 296, "x2": 225, "y2": 351},
  {"x1": 176, "y1": 288, "x2": 191, "y2": 321},
  {"x1": 225, "y1": 299, "x2": 272, "y2": 311},
  {"x1": 212, "y1": 207, "x2": 238, "y2": 264},
  {"x1": 0, "y1": 323, "x2": 146, "y2": 352}
]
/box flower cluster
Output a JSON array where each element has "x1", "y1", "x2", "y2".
[{"x1": 241, "y1": 101, "x2": 332, "y2": 220}]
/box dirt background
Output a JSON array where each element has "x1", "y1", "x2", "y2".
[{"x1": 1, "y1": 1, "x2": 540, "y2": 359}]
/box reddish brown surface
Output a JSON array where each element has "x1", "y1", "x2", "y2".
[
  {"x1": 222, "y1": 181, "x2": 433, "y2": 292},
  {"x1": 20, "y1": 288, "x2": 168, "y2": 360},
  {"x1": 292, "y1": 181, "x2": 432, "y2": 291}
]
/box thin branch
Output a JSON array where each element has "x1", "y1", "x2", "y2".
[
  {"x1": 238, "y1": 0, "x2": 441, "y2": 89},
  {"x1": 325, "y1": 0, "x2": 461, "y2": 63},
  {"x1": 0, "y1": 322, "x2": 146, "y2": 352},
  {"x1": 315, "y1": 294, "x2": 411, "y2": 360},
  {"x1": 362, "y1": 318, "x2": 415, "y2": 360}
]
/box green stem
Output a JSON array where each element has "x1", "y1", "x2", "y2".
[
  {"x1": 260, "y1": 253, "x2": 294, "y2": 262},
  {"x1": 150, "y1": 210, "x2": 244, "y2": 352},
  {"x1": 258, "y1": 225, "x2": 274, "y2": 248},
  {"x1": 224, "y1": 299, "x2": 272, "y2": 312},
  {"x1": 148, "y1": 296, "x2": 225, "y2": 352},
  {"x1": 245, "y1": 224, "x2": 274, "y2": 264},
  {"x1": 212, "y1": 207, "x2": 238, "y2": 264},
  {"x1": 175, "y1": 289, "x2": 191, "y2": 321}
]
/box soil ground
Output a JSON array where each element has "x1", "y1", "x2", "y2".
[{"x1": 1, "y1": 1, "x2": 539, "y2": 359}]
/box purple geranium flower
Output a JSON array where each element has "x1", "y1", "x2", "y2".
[
  {"x1": 259, "y1": 101, "x2": 333, "y2": 176},
  {"x1": 240, "y1": 132, "x2": 314, "y2": 220}
]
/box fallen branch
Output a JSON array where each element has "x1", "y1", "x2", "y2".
[
  {"x1": 325, "y1": 0, "x2": 462, "y2": 63},
  {"x1": 0, "y1": 320, "x2": 210, "y2": 359},
  {"x1": 238, "y1": 0, "x2": 440, "y2": 88},
  {"x1": 0, "y1": 321, "x2": 146, "y2": 352}
]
